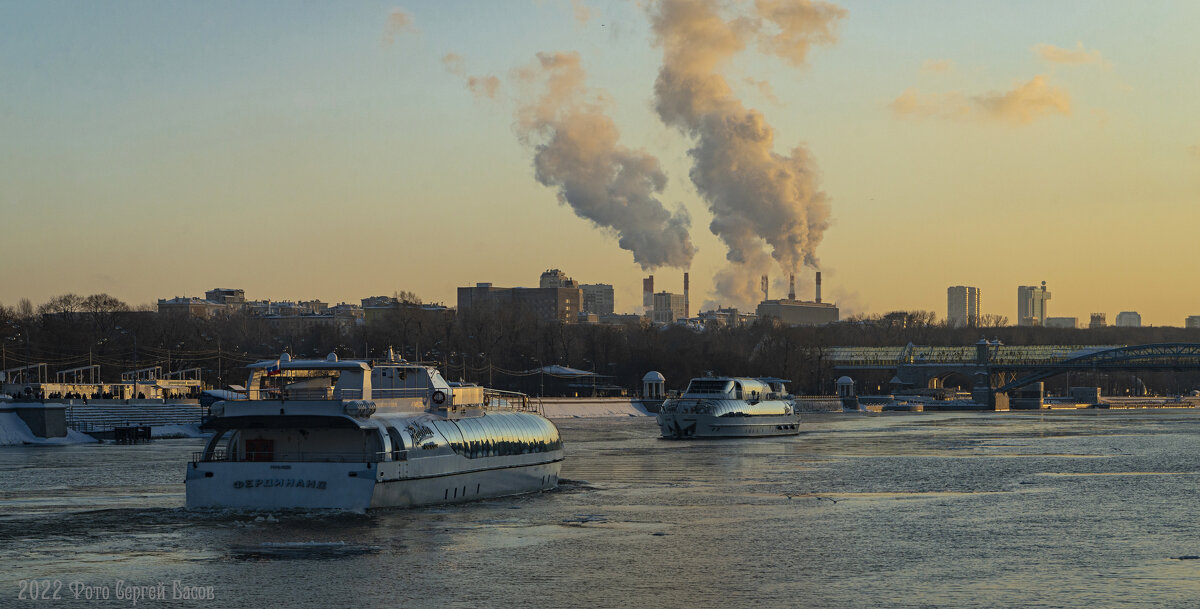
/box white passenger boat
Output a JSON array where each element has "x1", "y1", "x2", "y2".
[
  {"x1": 656, "y1": 376, "x2": 800, "y2": 439},
  {"x1": 186, "y1": 353, "x2": 563, "y2": 510}
]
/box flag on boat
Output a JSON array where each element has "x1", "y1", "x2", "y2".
[{"x1": 266, "y1": 360, "x2": 282, "y2": 376}]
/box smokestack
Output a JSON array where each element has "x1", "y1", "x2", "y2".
[
  {"x1": 643, "y1": 275, "x2": 654, "y2": 313},
  {"x1": 815, "y1": 271, "x2": 822, "y2": 303},
  {"x1": 788, "y1": 273, "x2": 796, "y2": 301},
  {"x1": 761, "y1": 275, "x2": 769, "y2": 301},
  {"x1": 683, "y1": 272, "x2": 690, "y2": 319}
]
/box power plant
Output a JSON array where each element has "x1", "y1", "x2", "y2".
[
  {"x1": 756, "y1": 271, "x2": 839, "y2": 326},
  {"x1": 645, "y1": 272, "x2": 691, "y2": 324}
]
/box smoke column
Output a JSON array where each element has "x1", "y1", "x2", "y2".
[
  {"x1": 515, "y1": 52, "x2": 696, "y2": 270},
  {"x1": 650, "y1": 0, "x2": 844, "y2": 307}
]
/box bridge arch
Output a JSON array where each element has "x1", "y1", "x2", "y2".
[{"x1": 995, "y1": 343, "x2": 1200, "y2": 393}]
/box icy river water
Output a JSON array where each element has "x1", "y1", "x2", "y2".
[{"x1": 3, "y1": 411, "x2": 1200, "y2": 608}]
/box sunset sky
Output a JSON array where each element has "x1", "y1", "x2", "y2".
[{"x1": 2, "y1": 1, "x2": 1199, "y2": 326}]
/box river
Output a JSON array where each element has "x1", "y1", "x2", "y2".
[{"x1": 2, "y1": 410, "x2": 1200, "y2": 608}]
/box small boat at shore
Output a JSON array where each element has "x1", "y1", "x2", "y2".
[
  {"x1": 186, "y1": 353, "x2": 563, "y2": 510},
  {"x1": 657, "y1": 376, "x2": 800, "y2": 439}
]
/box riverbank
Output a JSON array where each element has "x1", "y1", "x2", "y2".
[{"x1": 0, "y1": 412, "x2": 96, "y2": 446}]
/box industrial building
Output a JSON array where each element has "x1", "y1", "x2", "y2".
[
  {"x1": 946, "y1": 286, "x2": 981, "y2": 327},
  {"x1": 644, "y1": 272, "x2": 690, "y2": 324},
  {"x1": 580, "y1": 284, "x2": 614, "y2": 316},
  {"x1": 1044, "y1": 317, "x2": 1078, "y2": 329},
  {"x1": 1089, "y1": 313, "x2": 1106, "y2": 329},
  {"x1": 652, "y1": 292, "x2": 688, "y2": 323},
  {"x1": 1115, "y1": 311, "x2": 1142, "y2": 328},
  {"x1": 755, "y1": 272, "x2": 839, "y2": 326},
  {"x1": 457, "y1": 281, "x2": 582, "y2": 324},
  {"x1": 1017, "y1": 282, "x2": 1051, "y2": 326}
]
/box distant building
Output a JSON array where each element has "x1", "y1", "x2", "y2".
[
  {"x1": 652, "y1": 292, "x2": 687, "y2": 324},
  {"x1": 1115, "y1": 311, "x2": 1142, "y2": 328},
  {"x1": 580, "y1": 284, "x2": 615, "y2": 316},
  {"x1": 697, "y1": 307, "x2": 756, "y2": 328},
  {"x1": 458, "y1": 282, "x2": 582, "y2": 323},
  {"x1": 599, "y1": 313, "x2": 643, "y2": 325},
  {"x1": 361, "y1": 296, "x2": 448, "y2": 325},
  {"x1": 157, "y1": 297, "x2": 225, "y2": 318},
  {"x1": 1089, "y1": 313, "x2": 1106, "y2": 329},
  {"x1": 756, "y1": 300, "x2": 839, "y2": 326},
  {"x1": 539, "y1": 269, "x2": 577, "y2": 289},
  {"x1": 1017, "y1": 282, "x2": 1051, "y2": 326},
  {"x1": 1044, "y1": 317, "x2": 1078, "y2": 329},
  {"x1": 756, "y1": 271, "x2": 838, "y2": 326},
  {"x1": 947, "y1": 286, "x2": 981, "y2": 328},
  {"x1": 204, "y1": 288, "x2": 245, "y2": 307},
  {"x1": 1187, "y1": 316, "x2": 1200, "y2": 329}
]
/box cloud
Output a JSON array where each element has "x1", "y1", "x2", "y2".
[
  {"x1": 514, "y1": 52, "x2": 696, "y2": 270},
  {"x1": 891, "y1": 75, "x2": 1071, "y2": 125},
  {"x1": 1034, "y1": 42, "x2": 1103, "y2": 65},
  {"x1": 920, "y1": 59, "x2": 954, "y2": 74},
  {"x1": 753, "y1": 0, "x2": 847, "y2": 67},
  {"x1": 383, "y1": 9, "x2": 416, "y2": 45},
  {"x1": 442, "y1": 53, "x2": 502, "y2": 100},
  {"x1": 974, "y1": 75, "x2": 1071, "y2": 124},
  {"x1": 467, "y1": 75, "x2": 501, "y2": 99},
  {"x1": 744, "y1": 77, "x2": 780, "y2": 104},
  {"x1": 890, "y1": 88, "x2": 971, "y2": 120},
  {"x1": 572, "y1": 0, "x2": 594, "y2": 24}
]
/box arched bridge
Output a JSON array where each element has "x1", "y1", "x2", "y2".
[
  {"x1": 994, "y1": 343, "x2": 1200, "y2": 393},
  {"x1": 829, "y1": 343, "x2": 1200, "y2": 393}
]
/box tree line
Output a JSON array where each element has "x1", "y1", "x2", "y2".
[{"x1": 4, "y1": 294, "x2": 1200, "y2": 396}]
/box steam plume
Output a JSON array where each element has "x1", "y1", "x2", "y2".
[
  {"x1": 650, "y1": 0, "x2": 842, "y2": 307},
  {"x1": 383, "y1": 9, "x2": 415, "y2": 45},
  {"x1": 442, "y1": 53, "x2": 501, "y2": 100},
  {"x1": 515, "y1": 52, "x2": 696, "y2": 270}
]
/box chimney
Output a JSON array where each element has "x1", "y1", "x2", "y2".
[
  {"x1": 761, "y1": 275, "x2": 769, "y2": 301},
  {"x1": 788, "y1": 273, "x2": 796, "y2": 301},
  {"x1": 643, "y1": 275, "x2": 654, "y2": 313},
  {"x1": 683, "y1": 272, "x2": 690, "y2": 319},
  {"x1": 815, "y1": 271, "x2": 822, "y2": 303}
]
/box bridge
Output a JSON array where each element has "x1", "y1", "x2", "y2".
[{"x1": 828, "y1": 342, "x2": 1200, "y2": 406}]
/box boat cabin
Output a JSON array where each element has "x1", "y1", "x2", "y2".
[{"x1": 682, "y1": 377, "x2": 789, "y2": 403}]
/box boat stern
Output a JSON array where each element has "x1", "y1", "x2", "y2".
[{"x1": 185, "y1": 461, "x2": 379, "y2": 511}]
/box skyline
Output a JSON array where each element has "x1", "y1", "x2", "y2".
[{"x1": 3, "y1": 1, "x2": 1200, "y2": 325}]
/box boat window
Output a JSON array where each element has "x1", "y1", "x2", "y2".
[
  {"x1": 386, "y1": 426, "x2": 405, "y2": 460},
  {"x1": 245, "y1": 437, "x2": 274, "y2": 462},
  {"x1": 687, "y1": 380, "x2": 729, "y2": 395}
]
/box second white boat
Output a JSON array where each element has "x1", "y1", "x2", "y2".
[{"x1": 657, "y1": 376, "x2": 800, "y2": 439}]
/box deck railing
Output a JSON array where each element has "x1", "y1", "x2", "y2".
[{"x1": 483, "y1": 389, "x2": 543, "y2": 415}]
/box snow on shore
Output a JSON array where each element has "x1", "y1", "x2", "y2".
[
  {"x1": 540, "y1": 398, "x2": 651, "y2": 419},
  {"x1": 0, "y1": 412, "x2": 97, "y2": 446},
  {"x1": 150, "y1": 424, "x2": 209, "y2": 439}
]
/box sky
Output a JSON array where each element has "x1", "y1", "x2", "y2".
[{"x1": 2, "y1": 1, "x2": 1199, "y2": 326}]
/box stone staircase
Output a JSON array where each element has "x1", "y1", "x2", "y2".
[{"x1": 65, "y1": 401, "x2": 207, "y2": 433}]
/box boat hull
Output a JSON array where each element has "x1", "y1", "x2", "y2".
[
  {"x1": 185, "y1": 458, "x2": 562, "y2": 511},
  {"x1": 657, "y1": 413, "x2": 800, "y2": 439}
]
